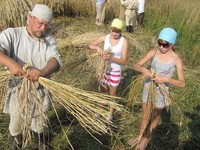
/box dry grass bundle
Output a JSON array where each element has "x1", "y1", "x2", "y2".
[
  {"x1": 38, "y1": 77, "x2": 123, "y2": 131},
  {"x1": 54, "y1": 0, "x2": 95, "y2": 17},
  {"x1": 0, "y1": 71, "x2": 12, "y2": 110},
  {"x1": 0, "y1": 71, "x2": 49, "y2": 148},
  {"x1": 0, "y1": 70, "x2": 11, "y2": 83},
  {"x1": 90, "y1": 49, "x2": 112, "y2": 91},
  {"x1": 126, "y1": 75, "x2": 145, "y2": 108},
  {"x1": 17, "y1": 78, "x2": 48, "y2": 148},
  {"x1": 128, "y1": 71, "x2": 175, "y2": 109},
  {"x1": 0, "y1": 69, "x2": 124, "y2": 148}
]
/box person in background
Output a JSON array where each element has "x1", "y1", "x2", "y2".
[
  {"x1": 127, "y1": 27, "x2": 185, "y2": 149},
  {"x1": 89, "y1": 18, "x2": 128, "y2": 121},
  {"x1": 96, "y1": 0, "x2": 105, "y2": 26},
  {"x1": 120, "y1": 0, "x2": 138, "y2": 33},
  {"x1": 136, "y1": 0, "x2": 145, "y2": 27},
  {"x1": 0, "y1": 4, "x2": 62, "y2": 149}
]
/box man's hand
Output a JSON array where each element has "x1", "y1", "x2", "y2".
[
  {"x1": 0, "y1": 51, "x2": 25, "y2": 76},
  {"x1": 26, "y1": 68, "x2": 42, "y2": 81},
  {"x1": 9, "y1": 63, "x2": 25, "y2": 77}
]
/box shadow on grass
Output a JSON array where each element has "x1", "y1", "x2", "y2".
[
  {"x1": 47, "y1": 106, "x2": 79, "y2": 149},
  {"x1": 47, "y1": 106, "x2": 118, "y2": 150},
  {"x1": 181, "y1": 105, "x2": 200, "y2": 149},
  {"x1": 70, "y1": 128, "x2": 111, "y2": 150},
  {"x1": 147, "y1": 108, "x2": 180, "y2": 150}
]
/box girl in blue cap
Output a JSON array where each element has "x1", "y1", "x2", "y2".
[{"x1": 127, "y1": 27, "x2": 185, "y2": 149}]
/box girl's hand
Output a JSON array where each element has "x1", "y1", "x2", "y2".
[
  {"x1": 151, "y1": 75, "x2": 168, "y2": 84},
  {"x1": 142, "y1": 68, "x2": 154, "y2": 78},
  {"x1": 102, "y1": 53, "x2": 111, "y2": 60},
  {"x1": 96, "y1": 47, "x2": 104, "y2": 57}
]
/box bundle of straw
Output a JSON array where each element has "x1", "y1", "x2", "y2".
[
  {"x1": 95, "y1": 49, "x2": 111, "y2": 91},
  {"x1": 125, "y1": 75, "x2": 145, "y2": 109},
  {"x1": 0, "y1": 69, "x2": 124, "y2": 148},
  {"x1": 128, "y1": 71, "x2": 174, "y2": 110},
  {"x1": 38, "y1": 77, "x2": 123, "y2": 133},
  {"x1": 0, "y1": 71, "x2": 11, "y2": 110}
]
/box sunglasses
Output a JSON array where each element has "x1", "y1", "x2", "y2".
[
  {"x1": 111, "y1": 28, "x2": 121, "y2": 33},
  {"x1": 158, "y1": 41, "x2": 170, "y2": 48}
]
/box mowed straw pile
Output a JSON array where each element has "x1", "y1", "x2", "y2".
[
  {"x1": 56, "y1": 32, "x2": 104, "y2": 50},
  {"x1": 0, "y1": 68, "x2": 124, "y2": 147},
  {"x1": 57, "y1": 31, "x2": 106, "y2": 79}
]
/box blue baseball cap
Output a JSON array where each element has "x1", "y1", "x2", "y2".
[{"x1": 158, "y1": 27, "x2": 177, "y2": 44}]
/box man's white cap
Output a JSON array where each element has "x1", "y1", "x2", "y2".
[{"x1": 31, "y1": 4, "x2": 53, "y2": 22}]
